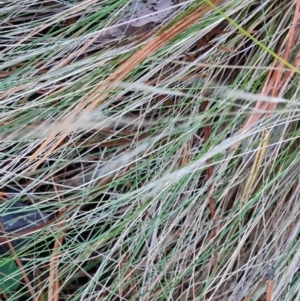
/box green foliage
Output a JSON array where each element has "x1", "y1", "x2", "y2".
[{"x1": 0, "y1": 258, "x2": 21, "y2": 294}]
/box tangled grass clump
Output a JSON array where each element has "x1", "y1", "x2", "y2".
[{"x1": 0, "y1": 0, "x2": 299, "y2": 300}]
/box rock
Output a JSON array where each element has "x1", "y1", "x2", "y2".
[
  {"x1": 99, "y1": 0, "x2": 178, "y2": 40},
  {"x1": 0, "y1": 201, "x2": 49, "y2": 254}
]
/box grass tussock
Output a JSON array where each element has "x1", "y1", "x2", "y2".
[{"x1": 0, "y1": 0, "x2": 299, "y2": 300}]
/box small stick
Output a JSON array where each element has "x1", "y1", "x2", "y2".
[{"x1": 265, "y1": 264, "x2": 275, "y2": 301}]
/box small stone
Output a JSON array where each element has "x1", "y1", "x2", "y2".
[{"x1": 0, "y1": 201, "x2": 50, "y2": 254}]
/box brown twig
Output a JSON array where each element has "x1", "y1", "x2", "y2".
[
  {"x1": 230, "y1": 0, "x2": 300, "y2": 152},
  {"x1": 242, "y1": 264, "x2": 275, "y2": 301},
  {"x1": 265, "y1": 264, "x2": 275, "y2": 301},
  {"x1": 48, "y1": 185, "x2": 65, "y2": 301},
  {"x1": 34, "y1": 268, "x2": 46, "y2": 301},
  {"x1": 48, "y1": 232, "x2": 62, "y2": 301}
]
